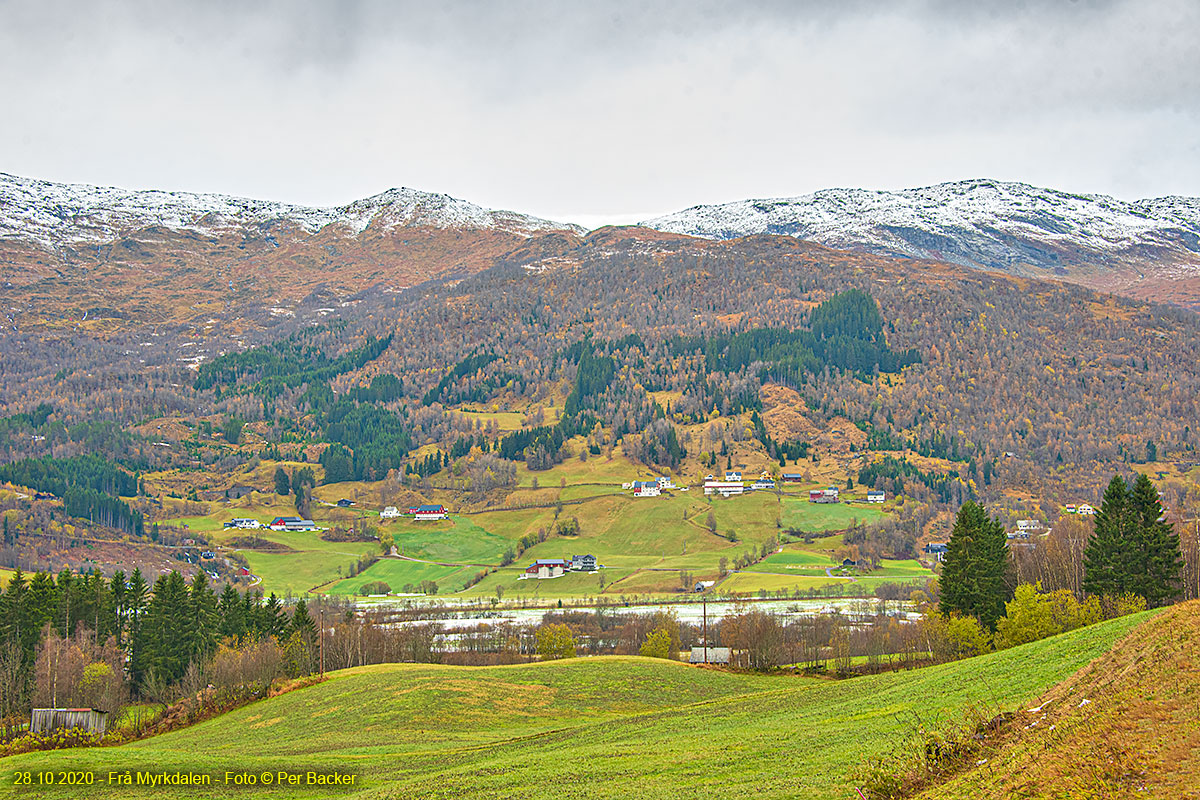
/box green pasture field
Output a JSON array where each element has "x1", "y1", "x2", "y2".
[
  {"x1": 4, "y1": 611, "x2": 1155, "y2": 799},
  {"x1": 780, "y1": 496, "x2": 886, "y2": 532},
  {"x1": 225, "y1": 531, "x2": 381, "y2": 596},
  {"x1": 239, "y1": 548, "x2": 375, "y2": 597},
  {"x1": 744, "y1": 546, "x2": 839, "y2": 571},
  {"x1": 719, "y1": 571, "x2": 851, "y2": 594},
  {"x1": 326, "y1": 559, "x2": 473, "y2": 596},
  {"x1": 870, "y1": 558, "x2": 928, "y2": 576},
  {"x1": 460, "y1": 566, "x2": 635, "y2": 600},
  {"x1": 382, "y1": 516, "x2": 511, "y2": 564}
]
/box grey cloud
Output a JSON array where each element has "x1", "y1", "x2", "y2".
[{"x1": 0, "y1": 0, "x2": 1196, "y2": 223}]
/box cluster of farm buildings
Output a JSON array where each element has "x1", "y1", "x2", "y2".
[
  {"x1": 625, "y1": 471, "x2": 888, "y2": 503},
  {"x1": 381, "y1": 504, "x2": 448, "y2": 521},
  {"x1": 519, "y1": 553, "x2": 599, "y2": 579}
]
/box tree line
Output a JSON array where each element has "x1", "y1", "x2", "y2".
[
  {"x1": 0, "y1": 567, "x2": 318, "y2": 727},
  {"x1": 939, "y1": 473, "x2": 1183, "y2": 634},
  {"x1": 0, "y1": 455, "x2": 144, "y2": 537}
]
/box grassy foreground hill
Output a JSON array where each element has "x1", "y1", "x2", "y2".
[
  {"x1": 7, "y1": 606, "x2": 1193, "y2": 799},
  {"x1": 916, "y1": 600, "x2": 1200, "y2": 800}
]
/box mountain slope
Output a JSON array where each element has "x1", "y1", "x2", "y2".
[
  {"x1": 643, "y1": 179, "x2": 1200, "y2": 307},
  {"x1": 0, "y1": 173, "x2": 585, "y2": 331},
  {"x1": 0, "y1": 172, "x2": 583, "y2": 250}
]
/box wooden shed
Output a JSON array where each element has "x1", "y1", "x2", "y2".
[{"x1": 31, "y1": 708, "x2": 109, "y2": 736}]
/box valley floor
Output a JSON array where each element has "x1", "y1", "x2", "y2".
[{"x1": 7, "y1": 605, "x2": 1195, "y2": 799}]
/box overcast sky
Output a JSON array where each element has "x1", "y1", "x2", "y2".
[{"x1": 2, "y1": 0, "x2": 1197, "y2": 227}]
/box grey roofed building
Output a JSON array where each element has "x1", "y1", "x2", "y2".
[
  {"x1": 31, "y1": 708, "x2": 109, "y2": 736},
  {"x1": 689, "y1": 646, "x2": 731, "y2": 665},
  {"x1": 571, "y1": 554, "x2": 598, "y2": 571}
]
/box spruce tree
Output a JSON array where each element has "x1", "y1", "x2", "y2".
[
  {"x1": 126, "y1": 568, "x2": 149, "y2": 687},
  {"x1": 261, "y1": 593, "x2": 287, "y2": 639},
  {"x1": 1128, "y1": 474, "x2": 1184, "y2": 605},
  {"x1": 109, "y1": 570, "x2": 127, "y2": 641},
  {"x1": 274, "y1": 466, "x2": 290, "y2": 496},
  {"x1": 243, "y1": 589, "x2": 263, "y2": 638},
  {"x1": 1083, "y1": 475, "x2": 1134, "y2": 596},
  {"x1": 188, "y1": 572, "x2": 220, "y2": 662},
  {"x1": 1084, "y1": 473, "x2": 1183, "y2": 605},
  {"x1": 1, "y1": 569, "x2": 32, "y2": 663},
  {"x1": 26, "y1": 571, "x2": 58, "y2": 648},
  {"x1": 288, "y1": 599, "x2": 317, "y2": 643},
  {"x1": 218, "y1": 584, "x2": 247, "y2": 643},
  {"x1": 939, "y1": 500, "x2": 1011, "y2": 629},
  {"x1": 145, "y1": 572, "x2": 191, "y2": 683}
]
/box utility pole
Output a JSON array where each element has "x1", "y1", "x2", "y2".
[
  {"x1": 702, "y1": 595, "x2": 708, "y2": 665},
  {"x1": 319, "y1": 606, "x2": 325, "y2": 678}
]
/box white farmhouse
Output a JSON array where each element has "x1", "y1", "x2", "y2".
[{"x1": 632, "y1": 480, "x2": 661, "y2": 497}]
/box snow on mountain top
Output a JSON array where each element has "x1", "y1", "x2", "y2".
[
  {"x1": 642, "y1": 179, "x2": 1200, "y2": 271},
  {"x1": 0, "y1": 172, "x2": 584, "y2": 250}
]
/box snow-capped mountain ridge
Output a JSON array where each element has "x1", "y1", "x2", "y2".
[
  {"x1": 643, "y1": 178, "x2": 1200, "y2": 276},
  {"x1": 0, "y1": 172, "x2": 584, "y2": 251}
]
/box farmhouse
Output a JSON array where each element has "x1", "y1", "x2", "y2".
[
  {"x1": 381, "y1": 506, "x2": 400, "y2": 518},
  {"x1": 867, "y1": 490, "x2": 885, "y2": 503},
  {"x1": 631, "y1": 480, "x2": 661, "y2": 497},
  {"x1": 923, "y1": 542, "x2": 948, "y2": 562},
  {"x1": 781, "y1": 473, "x2": 804, "y2": 483},
  {"x1": 1016, "y1": 519, "x2": 1043, "y2": 534},
  {"x1": 336, "y1": 498, "x2": 354, "y2": 508},
  {"x1": 809, "y1": 488, "x2": 839, "y2": 504},
  {"x1": 572, "y1": 554, "x2": 598, "y2": 571},
  {"x1": 656, "y1": 475, "x2": 675, "y2": 489},
  {"x1": 224, "y1": 518, "x2": 262, "y2": 529},
  {"x1": 724, "y1": 470, "x2": 742, "y2": 481},
  {"x1": 31, "y1": 708, "x2": 108, "y2": 736},
  {"x1": 694, "y1": 580, "x2": 716, "y2": 592},
  {"x1": 752, "y1": 473, "x2": 776, "y2": 490},
  {"x1": 268, "y1": 517, "x2": 316, "y2": 531},
  {"x1": 1077, "y1": 504, "x2": 1096, "y2": 516},
  {"x1": 523, "y1": 559, "x2": 569, "y2": 579},
  {"x1": 414, "y1": 504, "x2": 447, "y2": 521}
]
